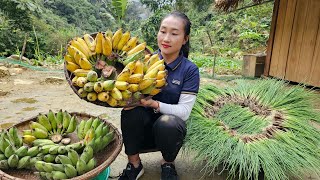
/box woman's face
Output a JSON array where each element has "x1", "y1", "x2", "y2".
[{"x1": 157, "y1": 16, "x2": 188, "y2": 59}]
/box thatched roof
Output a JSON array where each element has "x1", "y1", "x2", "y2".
[{"x1": 215, "y1": 0, "x2": 266, "y2": 11}]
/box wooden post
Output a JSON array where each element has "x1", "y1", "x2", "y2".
[{"x1": 20, "y1": 33, "x2": 28, "y2": 61}]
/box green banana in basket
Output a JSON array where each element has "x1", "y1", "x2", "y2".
[
  {"x1": 8, "y1": 127, "x2": 23, "y2": 148},
  {"x1": 91, "y1": 118, "x2": 101, "y2": 130},
  {"x1": 76, "y1": 158, "x2": 87, "y2": 175},
  {"x1": 52, "y1": 171, "x2": 68, "y2": 180},
  {"x1": 77, "y1": 120, "x2": 86, "y2": 139},
  {"x1": 43, "y1": 154, "x2": 56, "y2": 163},
  {"x1": 49, "y1": 145, "x2": 59, "y2": 155},
  {"x1": 52, "y1": 163, "x2": 65, "y2": 172},
  {"x1": 33, "y1": 128, "x2": 48, "y2": 139},
  {"x1": 32, "y1": 139, "x2": 55, "y2": 146},
  {"x1": 55, "y1": 109, "x2": 64, "y2": 134},
  {"x1": 37, "y1": 113, "x2": 52, "y2": 132},
  {"x1": 86, "y1": 158, "x2": 97, "y2": 172},
  {"x1": 30, "y1": 121, "x2": 48, "y2": 133},
  {"x1": 17, "y1": 156, "x2": 31, "y2": 169},
  {"x1": 64, "y1": 164, "x2": 78, "y2": 178},
  {"x1": 83, "y1": 118, "x2": 93, "y2": 135},
  {"x1": 34, "y1": 161, "x2": 45, "y2": 171},
  {"x1": 66, "y1": 141, "x2": 84, "y2": 151},
  {"x1": 0, "y1": 154, "x2": 6, "y2": 161},
  {"x1": 41, "y1": 144, "x2": 57, "y2": 154},
  {"x1": 27, "y1": 146, "x2": 40, "y2": 157},
  {"x1": 62, "y1": 110, "x2": 72, "y2": 133},
  {"x1": 82, "y1": 146, "x2": 93, "y2": 162},
  {"x1": 57, "y1": 146, "x2": 67, "y2": 154},
  {"x1": 8, "y1": 154, "x2": 19, "y2": 168},
  {"x1": 4, "y1": 142, "x2": 15, "y2": 158},
  {"x1": 56, "y1": 155, "x2": 73, "y2": 165},
  {"x1": 0, "y1": 160, "x2": 9, "y2": 169},
  {"x1": 15, "y1": 146, "x2": 28, "y2": 158},
  {"x1": 43, "y1": 162, "x2": 54, "y2": 172},
  {"x1": 47, "y1": 110, "x2": 57, "y2": 134},
  {"x1": 67, "y1": 149, "x2": 79, "y2": 166},
  {"x1": 29, "y1": 156, "x2": 42, "y2": 166},
  {"x1": 66, "y1": 115, "x2": 77, "y2": 133},
  {"x1": 94, "y1": 122, "x2": 104, "y2": 138}
]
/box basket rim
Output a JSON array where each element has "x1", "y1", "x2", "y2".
[{"x1": 0, "y1": 112, "x2": 123, "y2": 180}]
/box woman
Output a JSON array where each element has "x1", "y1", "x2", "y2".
[{"x1": 119, "y1": 11, "x2": 200, "y2": 180}]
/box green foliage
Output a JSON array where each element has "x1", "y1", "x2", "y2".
[{"x1": 111, "y1": 0, "x2": 128, "y2": 24}]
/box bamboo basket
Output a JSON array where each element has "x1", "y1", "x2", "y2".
[
  {"x1": 0, "y1": 112, "x2": 123, "y2": 180},
  {"x1": 64, "y1": 32, "x2": 153, "y2": 108}
]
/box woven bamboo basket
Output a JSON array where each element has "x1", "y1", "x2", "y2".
[
  {"x1": 64, "y1": 32, "x2": 153, "y2": 108},
  {"x1": 0, "y1": 112, "x2": 123, "y2": 180}
]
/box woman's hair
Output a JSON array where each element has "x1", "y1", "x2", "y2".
[{"x1": 161, "y1": 11, "x2": 191, "y2": 58}]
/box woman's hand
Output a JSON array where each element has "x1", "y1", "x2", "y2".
[{"x1": 140, "y1": 98, "x2": 159, "y2": 109}]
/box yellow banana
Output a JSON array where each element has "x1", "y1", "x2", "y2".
[
  {"x1": 65, "y1": 61, "x2": 80, "y2": 72},
  {"x1": 93, "y1": 82, "x2": 103, "y2": 93},
  {"x1": 77, "y1": 37, "x2": 92, "y2": 56},
  {"x1": 112, "y1": 28, "x2": 123, "y2": 50},
  {"x1": 70, "y1": 39, "x2": 90, "y2": 59},
  {"x1": 144, "y1": 67, "x2": 159, "y2": 79},
  {"x1": 150, "y1": 88, "x2": 162, "y2": 96},
  {"x1": 144, "y1": 54, "x2": 151, "y2": 63},
  {"x1": 146, "y1": 59, "x2": 164, "y2": 73},
  {"x1": 116, "y1": 69, "x2": 131, "y2": 82},
  {"x1": 117, "y1": 31, "x2": 130, "y2": 50},
  {"x1": 87, "y1": 92, "x2": 97, "y2": 101},
  {"x1": 146, "y1": 54, "x2": 160, "y2": 68},
  {"x1": 97, "y1": 92, "x2": 109, "y2": 102},
  {"x1": 118, "y1": 100, "x2": 128, "y2": 107},
  {"x1": 128, "y1": 74, "x2": 144, "y2": 84},
  {"x1": 22, "y1": 135, "x2": 36, "y2": 145},
  {"x1": 79, "y1": 57, "x2": 92, "y2": 70},
  {"x1": 110, "y1": 87, "x2": 122, "y2": 100},
  {"x1": 121, "y1": 90, "x2": 132, "y2": 100},
  {"x1": 124, "y1": 60, "x2": 136, "y2": 73},
  {"x1": 127, "y1": 84, "x2": 139, "y2": 92},
  {"x1": 105, "y1": 30, "x2": 113, "y2": 39},
  {"x1": 102, "y1": 36, "x2": 112, "y2": 56},
  {"x1": 67, "y1": 45, "x2": 78, "y2": 63},
  {"x1": 155, "y1": 78, "x2": 166, "y2": 88},
  {"x1": 139, "y1": 78, "x2": 156, "y2": 90},
  {"x1": 73, "y1": 69, "x2": 90, "y2": 77},
  {"x1": 106, "y1": 96, "x2": 118, "y2": 107},
  {"x1": 95, "y1": 32, "x2": 103, "y2": 54},
  {"x1": 157, "y1": 70, "x2": 168, "y2": 80},
  {"x1": 115, "y1": 81, "x2": 129, "y2": 91},
  {"x1": 76, "y1": 77, "x2": 88, "y2": 87},
  {"x1": 122, "y1": 37, "x2": 138, "y2": 52},
  {"x1": 74, "y1": 50, "x2": 87, "y2": 66},
  {"x1": 83, "y1": 34, "x2": 96, "y2": 51},
  {"x1": 133, "y1": 60, "x2": 144, "y2": 74},
  {"x1": 127, "y1": 42, "x2": 146, "y2": 56},
  {"x1": 64, "y1": 54, "x2": 76, "y2": 64}
]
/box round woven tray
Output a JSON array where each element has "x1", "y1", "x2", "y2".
[
  {"x1": 64, "y1": 32, "x2": 153, "y2": 108},
  {"x1": 0, "y1": 112, "x2": 123, "y2": 180}
]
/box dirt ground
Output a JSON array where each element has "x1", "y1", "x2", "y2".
[{"x1": 0, "y1": 64, "x2": 319, "y2": 180}]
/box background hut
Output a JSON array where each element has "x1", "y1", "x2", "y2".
[{"x1": 216, "y1": 0, "x2": 320, "y2": 87}]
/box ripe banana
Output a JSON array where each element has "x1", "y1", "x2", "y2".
[
  {"x1": 133, "y1": 60, "x2": 144, "y2": 74},
  {"x1": 116, "y1": 69, "x2": 131, "y2": 82},
  {"x1": 112, "y1": 28, "x2": 123, "y2": 50},
  {"x1": 146, "y1": 54, "x2": 160, "y2": 68},
  {"x1": 150, "y1": 88, "x2": 162, "y2": 96},
  {"x1": 102, "y1": 36, "x2": 112, "y2": 56},
  {"x1": 64, "y1": 54, "x2": 77, "y2": 64},
  {"x1": 127, "y1": 84, "x2": 139, "y2": 92},
  {"x1": 106, "y1": 96, "x2": 118, "y2": 107},
  {"x1": 77, "y1": 37, "x2": 92, "y2": 56},
  {"x1": 128, "y1": 74, "x2": 144, "y2": 84},
  {"x1": 139, "y1": 78, "x2": 156, "y2": 90},
  {"x1": 78, "y1": 88, "x2": 88, "y2": 98},
  {"x1": 111, "y1": 87, "x2": 123, "y2": 100},
  {"x1": 95, "y1": 32, "x2": 104, "y2": 54},
  {"x1": 155, "y1": 78, "x2": 166, "y2": 88},
  {"x1": 98, "y1": 92, "x2": 109, "y2": 102},
  {"x1": 76, "y1": 77, "x2": 88, "y2": 87},
  {"x1": 144, "y1": 67, "x2": 160, "y2": 79},
  {"x1": 70, "y1": 38, "x2": 90, "y2": 59},
  {"x1": 127, "y1": 42, "x2": 146, "y2": 56},
  {"x1": 67, "y1": 45, "x2": 78, "y2": 63},
  {"x1": 83, "y1": 34, "x2": 96, "y2": 51},
  {"x1": 87, "y1": 92, "x2": 98, "y2": 101},
  {"x1": 79, "y1": 57, "x2": 92, "y2": 70},
  {"x1": 121, "y1": 90, "x2": 132, "y2": 100},
  {"x1": 73, "y1": 69, "x2": 90, "y2": 77},
  {"x1": 117, "y1": 31, "x2": 130, "y2": 50},
  {"x1": 122, "y1": 37, "x2": 138, "y2": 52},
  {"x1": 146, "y1": 59, "x2": 165, "y2": 73},
  {"x1": 115, "y1": 81, "x2": 129, "y2": 91},
  {"x1": 157, "y1": 70, "x2": 168, "y2": 80},
  {"x1": 94, "y1": 81, "x2": 104, "y2": 93}
]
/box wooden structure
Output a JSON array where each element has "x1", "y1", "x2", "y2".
[
  {"x1": 265, "y1": 0, "x2": 320, "y2": 87},
  {"x1": 216, "y1": 0, "x2": 320, "y2": 87}
]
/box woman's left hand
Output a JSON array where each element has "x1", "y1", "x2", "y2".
[{"x1": 140, "y1": 98, "x2": 159, "y2": 109}]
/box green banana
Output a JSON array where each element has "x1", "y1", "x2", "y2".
[
  {"x1": 91, "y1": 118, "x2": 101, "y2": 130},
  {"x1": 43, "y1": 162, "x2": 54, "y2": 172},
  {"x1": 86, "y1": 158, "x2": 97, "y2": 172},
  {"x1": 94, "y1": 122, "x2": 104, "y2": 138},
  {"x1": 15, "y1": 146, "x2": 28, "y2": 158},
  {"x1": 37, "y1": 113, "x2": 52, "y2": 132},
  {"x1": 27, "y1": 146, "x2": 40, "y2": 157},
  {"x1": 4, "y1": 142, "x2": 15, "y2": 158},
  {"x1": 8, "y1": 127, "x2": 23, "y2": 147},
  {"x1": 62, "y1": 110, "x2": 72, "y2": 133},
  {"x1": 93, "y1": 136, "x2": 102, "y2": 153},
  {"x1": 52, "y1": 171, "x2": 68, "y2": 180},
  {"x1": 76, "y1": 159, "x2": 87, "y2": 175},
  {"x1": 83, "y1": 118, "x2": 93, "y2": 136},
  {"x1": 0, "y1": 160, "x2": 9, "y2": 169},
  {"x1": 33, "y1": 128, "x2": 48, "y2": 139},
  {"x1": 83, "y1": 146, "x2": 94, "y2": 161},
  {"x1": 0, "y1": 132, "x2": 10, "y2": 153},
  {"x1": 67, "y1": 149, "x2": 79, "y2": 166},
  {"x1": 43, "y1": 154, "x2": 56, "y2": 163},
  {"x1": 77, "y1": 120, "x2": 86, "y2": 139},
  {"x1": 22, "y1": 129, "x2": 32, "y2": 136},
  {"x1": 8, "y1": 154, "x2": 19, "y2": 168},
  {"x1": 41, "y1": 144, "x2": 57, "y2": 154},
  {"x1": 29, "y1": 156, "x2": 42, "y2": 166},
  {"x1": 101, "y1": 130, "x2": 115, "y2": 150},
  {"x1": 56, "y1": 109, "x2": 64, "y2": 134},
  {"x1": 32, "y1": 139, "x2": 55, "y2": 146},
  {"x1": 45, "y1": 172, "x2": 53, "y2": 180},
  {"x1": 30, "y1": 121, "x2": 48, "y2": 133},
  {"x1": 17, "y1": 156, "x2": 31, "y2": 169},
  {"x1": 34, "y1": 161, "x2": 45, "y2": 171},
  {"x1": 66, "y1": 141, "x2": 84, "y2": 151},
  {"x1": 57, "y1": 155, "x2": 73, "y2": 165},
  {"x1": 64, "y1": 164, "x2": 78, "y2": 178},
  {"x1": 49, "y1": 145, "x2": 59, "y2": 155},
  {"x1": 57, "y1": 146, "x2": 67, "y2": 154},
  {"x1": 66, "y1": 115, "x2": 77, "y2": 133},
  {"x1": 52, "y1": 163, "x2": 65, "y2": 172},
  {"x1": 101, "y1": 124, "x2": 110, "y2": 136},
  {"x1": 79, "y1": 152, "x2": 90, "y2": 163},
  {"x1": 47, "y1": 110, "x2": 57, "y2": 133},
  {"x1": 0, "y1": 154, "x2": 6, "y2": 161}
]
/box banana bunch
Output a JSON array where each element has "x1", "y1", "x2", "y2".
[
  {"x1": 34, "y1": 146, "x2": 97, "y2": 179},
  {"x1": 64, "y1": 28, "x2": 168, "y2": 107},
  {"x1": 23, "y1": 110, "x2": 77, "y2": 144},
  {"x1": 77, "y1": 118, "x2": 115, "y2": 153},
  {"x1": 0, "y1": 127, "x2": 35, "y2": 170}
]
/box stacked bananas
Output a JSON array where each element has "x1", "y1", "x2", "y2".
[
  {"x1": 34, "y1": 145, "x2": 96, "y2": 179},
  {"x1": 77, "y1": 118, "x2": 115, "y2": 153},
  {"x1": 64, "y1": 28, "x2": 168, "y2": 107},
  {"x1": 0, "y1": 127, "x2": 35, "y2": 170},
  {"x1": 23, "y1": 110, "x2": 77, "y2": 144}
]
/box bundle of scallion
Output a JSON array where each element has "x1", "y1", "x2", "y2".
[{"x1": 185, "y1": 79, "x2": 320, "y2": 180}]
